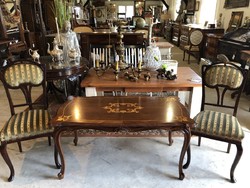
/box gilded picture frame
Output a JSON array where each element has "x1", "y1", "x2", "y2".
[{"x1": 227, "y1": 11, "x2": 244, "y2": 32}]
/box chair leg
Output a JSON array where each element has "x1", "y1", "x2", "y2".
[
  {"x1": 17, "y1": 141, "x2": 22, "y2": 152},
  {"x1": 198, "y1": 136, "x2": 201, "y2": 146},
  {"x1": 0, "y1": 144, "x2": 15, "y2": 182},
  {"x1": 183, "y1": 144, "x2": 191, "y2": 169},
  {"x1": 227, "y1": 143, "x2": 231, "y2": 153},
  {"x1": 230, "y1": 143, "x2": 243, "y2": 183},
  {"x1": 188, "y1": 54, "x2": 191, "y2": 64},
  {"x1": 48, "y1": 136, "x2": 51, "y2": 146},
  {"x1": 73, "y1": 130, "x2": 78, "y2": 146},
  {"x1": 168, "y1": 131, "x2": 173, "y2": 146},
  {"x1": 183, "y1": 51, "x2": 185, "y2": 61}
]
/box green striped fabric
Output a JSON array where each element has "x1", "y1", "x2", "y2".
[
  {"x1": 0, "y1": 109, "x2": 53, "y2": 145},
  {"x1": 205, "y1": 66, "x2": 243, "y2": 88},
  {"x1": 193, "y1": 110, "x2": 244, "y2": 141},
  {"x1": 4, "y1": 64, "x2": 44, "y2": 87}
]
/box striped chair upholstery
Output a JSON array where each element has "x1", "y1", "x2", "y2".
[
  {"x1": 204, "y1": 65, "x2": 244, "y2": 88},
  {"x1": 0, "y1": 109, "x2": 52, "y2": 144},
  {"x1": 193, "y1": 110, "x2": 244, "y2": 141},
  {"x1": 4, "y1": 63, "x2": 44, "y2": 87},
  {"x1": 0, "y1": 59, "x2": 58, "y2": 182},
  {"x1": 183, "y1": 62, "x2": 248, "y2": 183}
]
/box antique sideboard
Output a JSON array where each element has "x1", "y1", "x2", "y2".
[{"x1": 79, "y1": 32, "x2": 144, "y2": 60}]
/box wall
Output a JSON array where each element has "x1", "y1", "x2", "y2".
[{"x1": 215, "y1": 0, "x2": 250, "y2": 31}]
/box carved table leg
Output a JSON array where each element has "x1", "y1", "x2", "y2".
[
  {"x1": 54, "y1": 128, "x2": 65, "y2": 180},
  {"x1": 178, "y1": 125, "x2": 191, "y2": 180}
]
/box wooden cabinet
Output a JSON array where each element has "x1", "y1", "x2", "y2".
[
  {"x1": 163, "y1": 22, "x2": 172, "y2": 42},
  {"x1": 20, "y1": 0, "x2": 47, "y2": 55},
  {"x1": 204, "y1": 34, "x2": 223, "y2": 61},
  {"x1": 79, "y1": 32, "x2": 144, "y2": 60},
  {"x1": 171, "y1": 23, "x2": 180, "y2": 46},
  {"x1": 179, "y1": 25, "x2": 191, "y2": 50}
]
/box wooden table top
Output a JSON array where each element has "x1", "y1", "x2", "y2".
[
  {"x1": 50, "y1": 96, "x2": 194, "y2": 130},
  {"x1": 81, "y1": 67, "x2": 201, "y2": 92},
  {"x1": 39, "y1": 56, "x2": 89, "y2": 81}
]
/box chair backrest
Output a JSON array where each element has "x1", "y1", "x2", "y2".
[
  {"x1": 201, "y1": 62, "x2": 248, "y2": 116},
  {"x1": 123, "y1": 44, "x2": 146, "y2": 68},
  {"x1": 90, "y1": 44, "x2": 115, "y2": 68},
  {"x1": 73, "y1": 25, "x2": 94, "y2": 33},
  {"x1": 0, "y1": 59, "x2": 47, "y2": 115},
  {"x1": 189, "y1": 29, "x2": 203, "y2": 46},
  {"x1": 134, "y1": 29, "x2": 149, "y2": 39}
]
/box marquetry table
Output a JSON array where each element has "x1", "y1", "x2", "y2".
[
  {"x1": 81, "y1": 67, "x2": 202, "y2": 118},
  {"x1": 50, "y1": 96, "x2": 195, "y2": 180}
]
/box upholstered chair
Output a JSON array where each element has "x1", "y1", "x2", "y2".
[
  {"x1": 183, "y1": 29, "x2": 204, "y2": 64},
  {"x1": 0, "y1": 59, "x2": 59, "y2": 181},
  {"x1": 183, "y1": 62, "x2": 248, "y2": 183}
]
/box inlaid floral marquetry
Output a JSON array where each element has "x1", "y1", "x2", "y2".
[
  {"x1": 103, "y1": 103, "x2": 143, "y2": 113},
  {"x1": 56, "y1": 115, "x2": 72, "y2": 122}
]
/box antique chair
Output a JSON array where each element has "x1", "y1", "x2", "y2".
[
  {"x1": 73, "y1": 25, "x2": 94, "y2": 33},
  {"x1": 183, "y1": 62, "x2": 248, "y2": 183},
  {"x1": 0, "y1": 59, "x2": 59, "y2": 181},
  {"x1": 183, "y1": 29, "x2": 204, "y2": 64}
]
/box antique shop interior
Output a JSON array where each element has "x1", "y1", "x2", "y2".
[{"x1": 0, "y1": 0, "x2": 250, "y2": 187}]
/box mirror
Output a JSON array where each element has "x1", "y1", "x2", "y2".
[{"x1": 0, "y1": 0, "x2": 20, "y2": 31}]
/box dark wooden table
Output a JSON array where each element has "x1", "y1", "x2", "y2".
[
  {"x1": 39, "y1": 56, "x2": 89, "y2": 99},
  {"x1": 50, "y1": 96, "x2": 195, "y2": 180}
]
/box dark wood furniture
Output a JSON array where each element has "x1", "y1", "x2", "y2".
[
  {"x1": 218, "y1": 27, "x2": 250, "y2": 66},
  {"x1": 0, "y1": 59, "x2": 59, "y2": 182},
  {"x1": 184, "y1": 62, "x2": 248, "y2": 183},
  {"x1": 20, "y1": 0, "x2": 47, "y2": 55},
  {"x1": 50, "y1": 96, "x2": 195, "y2": 180},
  {"x1": 204, "y1": 33, "x2": 223, "y2": 61},
  {"x1": 79, "y1": 32, "x2": 144, "y2": 61},
  {"x1": 171, "y1": 24, "x2": 224, "y2": 57},
  {"x1": 81, "y1": 67, "x2": 202, "y2": 118},
  {"x1": 240, "y1": 50, "x2": 250, "y2": 96},
  {"x1": 171, "y1": 23, "x2": 181, "y2": 46},
  {"x1": 39, "y1": 56, "x2": 89, "y2": 98},
  {"x1": 182, "y1": 29, "x2": 204, "y2": 64}
]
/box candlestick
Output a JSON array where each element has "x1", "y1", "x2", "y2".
[
  {"x1": 55, "y1": 17, "x2": 60, "y2": 44},
  {"x1": 95, "y1": 54, "x2": 100, "y2": 68}
]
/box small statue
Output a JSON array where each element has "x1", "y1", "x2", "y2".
[{"x1": 55, "y1": 20, "x2": 81, "y2": 62}]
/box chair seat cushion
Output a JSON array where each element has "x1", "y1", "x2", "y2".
[
  {"x1": 184, "y1": 45, "x2": 199, "y2": 51},
  {"x1": 0, "y1": 109, "x2": 53, "y2": 144},
  {"x1": 193, "y1": 110, "x2": 244, "y2": 141}
]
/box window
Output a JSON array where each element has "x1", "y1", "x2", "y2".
[
  {"x1": 199, "y1": 0, "x2": 217, "y2": 25},
  {"x1": 118, "y1": 5, "x2": 134, "y2": 19}
]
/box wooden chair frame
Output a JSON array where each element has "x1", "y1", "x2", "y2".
[
  {"x1": 183, "y1": 62, "x2": 248, "y2": 183},
  {"x1": 0, "y1": 59, "x2": 60, "y2": 181}
]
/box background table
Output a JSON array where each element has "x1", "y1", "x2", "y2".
[
  {"x1": 81, "y1": 67, "x2": 202, "y2": 118},
  {"x1": 40, "y1": 56, "x2": 89, "y2": 99}
]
